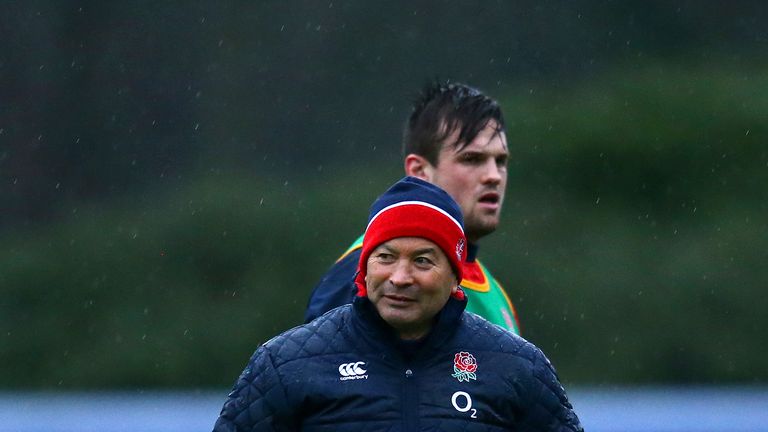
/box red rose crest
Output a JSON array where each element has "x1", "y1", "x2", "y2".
[{"x1": 451, "y1": 351, "x2": 477, "y2": 382}]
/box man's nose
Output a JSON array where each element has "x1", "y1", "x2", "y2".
[
  {"x1": 482, "y1": 159, "x2": 502, "y2": 184},
  {"x1": 389, "y1": 260, "x2": 414, "y2": 287}
]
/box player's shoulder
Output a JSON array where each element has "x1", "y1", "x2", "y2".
[
  {"x1": 474, "y1": 258, "x2": 500, "y2": 280},
  {"x1": 336, "y1": 234, "x2": 364, "y2": 262}
]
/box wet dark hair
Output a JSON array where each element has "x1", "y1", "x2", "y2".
[{"x1": 403, "y1": 80, "x2": 505, "y2": 165}]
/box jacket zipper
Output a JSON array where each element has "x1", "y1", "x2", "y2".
[{"x1": 402, "y1": 366, "x2": 418, "y2": 431}]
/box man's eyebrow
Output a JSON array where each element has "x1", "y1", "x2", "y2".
[
  {"x1": 375, "y1": 244, "x2": 437, "y2": 256},
  {"x1": 412, "y1": 247, "x2": 437, "y2": 256},
  {"x1": 375, "y1": 244, "x2": 396, "y2": 253}
]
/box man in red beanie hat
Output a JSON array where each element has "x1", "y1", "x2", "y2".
[
  {"x1": 213, "y1": 177, "x2": 582, "y2": 431},
  {"x1": 353, "y1": 176, "x2": 468, "y2": 340}
]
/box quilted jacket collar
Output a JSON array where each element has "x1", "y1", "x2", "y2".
[
  {"x1": 466, "y1": 242, "x2": 479, "y2": 262},
  {"x1": 349, "y1": 294, "x2": 467, "y2": 359}
]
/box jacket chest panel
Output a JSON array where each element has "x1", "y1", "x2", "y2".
[
  {"x1": 281, "y1": 353, "x2": 514, "y2": 431},
  {"x1": 284, "y1": 356, "x2": 403, "y2": 425},
  {"x1": 412, "y1": 359, "x2": 514, "y2": 429}
]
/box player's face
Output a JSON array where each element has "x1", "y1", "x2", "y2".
[
  {"x1": 365, "y1": 237, "x2": 458, "y2": 340},
  {"x1": 428, "y1": 121, "x2": 508, "y2": 243}
]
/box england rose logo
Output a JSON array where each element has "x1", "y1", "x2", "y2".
[{"x1": 451, "y1": 351, "x2": 477, "y2": 382}]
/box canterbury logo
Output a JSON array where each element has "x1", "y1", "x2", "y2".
[{"x1": 338, "y1": 362, "x2": 368, "y2": 381}]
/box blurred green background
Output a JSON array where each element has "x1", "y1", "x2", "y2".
[{"x1": 2, "y1": 1, "x2": 766, "y2": 389}]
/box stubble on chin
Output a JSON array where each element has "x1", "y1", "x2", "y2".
[{"x1": 465, "y1": 218, "x2": 499, "y2": 241}]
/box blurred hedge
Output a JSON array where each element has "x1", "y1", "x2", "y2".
[
  {"x1": 496, "y1": 63, "x2": 768, "y2": 384},
  {"x1": 2, "y1": 64, "x2": 767, "y2": 388}
]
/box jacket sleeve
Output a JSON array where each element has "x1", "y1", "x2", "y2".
[
  {"x1": 303, "y1": 249, "x2": 361, "y2": 323},
  {"x1": 212, "y1": 345, "x2": 295, "y2": 432},
  {"x1": 516, "y1": 345, "x2": 583, "y2": 432}
]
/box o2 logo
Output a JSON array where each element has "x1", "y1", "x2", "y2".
[{"x1": 451, "y1": 391, "x2": 477, "y2": 418}]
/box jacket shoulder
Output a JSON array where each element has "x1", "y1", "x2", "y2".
[
  {"x1": 266, "y1": 305, "x2": 354, "y2": 365},
  {"x1": 457, "y1": 312, "x2": 554, "y2": 376},
  {"x1": 459, "y1": 311, "x2": 532, "y2": 355},
  {"x1": 458, "y1": 313, "x2": 583, "y2": 430}
]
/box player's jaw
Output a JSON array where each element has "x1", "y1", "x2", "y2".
[{"x1": 463, "y1": 190, "x2": 504, "y2": 241}]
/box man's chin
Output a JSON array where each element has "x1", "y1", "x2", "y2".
[{"x1": 377, "y1": 306, "x2": 413, "y2": 323}]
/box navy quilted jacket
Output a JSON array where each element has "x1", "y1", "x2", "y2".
[{"x1": 213, "y1": 295, "x2": 582, "y2": 431}]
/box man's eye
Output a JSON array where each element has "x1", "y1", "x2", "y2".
[
  {"x1": 376, "y1": 253, "x2": 395, "y2": 262},
  {"x1": 414, "y1": 257, "x2": 434, "y2": 266},
  {"x1": 461, "y1": 154, "x2": 482, "y2": 164}
]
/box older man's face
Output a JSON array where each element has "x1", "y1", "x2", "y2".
[{"x1": 365, "y1": 237, "x2": 458, "y2": 340}]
